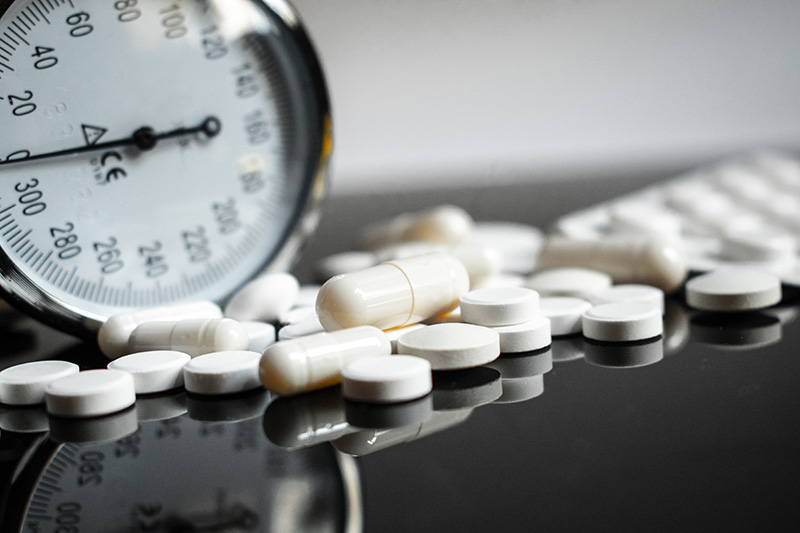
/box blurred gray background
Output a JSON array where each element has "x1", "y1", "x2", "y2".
[{"x1": 291, "y1": 0, "x2": 800, "y2": 194}]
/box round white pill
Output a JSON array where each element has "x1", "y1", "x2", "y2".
[
  {"x1": 459, "y1": 287, "x2": 540, "y2": 327},
  {"x1": 183, "y1": 350, "x2": 263, "y2": 395},
  {"x1": 241, "y1": 321, "x2": 277, "y2": 352},
  {"x1": 526, "y1": 267, "x2": 612, "y2": 299},
  {"x1": 0, "y1": 360, "x2": 80, "y2": 405},
  {"x1": 107, "y1": 350, "x2": 190, "y2": 394},
  {"x1": 45, "y1": 369, "x2": 136, "y2": 418},
  {"x1": 588, "y1": 284, "x2": 665, "y2": 314},
  {"x1": 491, "y1": 316, "x2": 551, "y2": 353},
  {"x1": 539, "y1": 297, "x2": 592, "y2": 336},
  {"x1": 685, "y1": 267, "x2": 782, "y2": 311},
  {"x1": 582, "y1": 303, "x2": 663, "y2": 342},
  {"x1": 342, "y1": 355, "x2": 432, "y2": 404},
  {"x1": 396, "y1": 323, "x2": 499, "y2": 370},
  {"x1": 384, "y1": 323, "x2": 427, "y2": 353}
]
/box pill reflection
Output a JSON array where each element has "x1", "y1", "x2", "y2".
[
  {"x1": 263, "y1": 386, "x2": 354, "y2": 449},
  {"x1": 583, "y1": 337, "x2": 664, "y2": 369},
  {"x1": 689, "y1": 312, "x2": 782, "y2": 350},
  {"x1": 48, "y1": 406, "x2": 139, "y2": 444},
  {"x1": 550, "y1": 335, "x2": 586, "y2": 363},
  {"x1": 431, "y1": 367, "x2": 502, "y2": 410},
  {"x1": 186, "y1": 389, "x2": 271, "y2": 423},
  {"x1": 344, "y1": 394, "x2": 433, "y2": 429},
  {"x1": 135, "y1": 391, "x2": 188, "y2": 422},
  {"x1": 0, "y1": 405, "x2": 50, "y2": 433},
  {"x1": 332, "y1": 409, "x2": 473, "y2": 457}
]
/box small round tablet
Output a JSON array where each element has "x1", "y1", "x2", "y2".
[
  {"x1": 241, "y1": 321, "x2": 277, "y2": 353},
  {"x1": 582, "y1": 302, "x2": 663, "y2": 342},
  {"x1": 0, "y1": 360, "x2": 80, "y2": 405},
  {"x1": 107, "y1": 350, "x2": 190, "y2": 394},
  {"x1": 396, "y1": 323, "x2": 500, "y2": 370},
  {"x1": 342, "y1": 355, "x2": 432, "y2": 404},
  {"x1": 526, "y1": 267, "x2": 612, "y2": 298},
  {"x1": 491, "y1": 316, "x2": 551, "y2": 353},
  {"x1": 45, "y1": 369, "x2": 136, "y2": 418},
  {"x1": 588, "y1": 284, "x2": 665, "y2": 314},
  {"x1": 685, "y1": 267, "x2": 782, "y2": 311},
  {"x1": 385, "y1": 323, "x2": 427, "y2": 353},
  {"x1": 183, "y1": 350, "x2": 262, "y2": 395},
  {"x1": 539, "y1": 297, "x2": 592, "y2": 336},
  {"x1": 459, "y1": 287, "x2": 539, "y2": 327}
]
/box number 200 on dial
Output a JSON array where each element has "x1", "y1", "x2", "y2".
[{"x1": 0, "y1": 0, "x2": 330, "y2": 336}]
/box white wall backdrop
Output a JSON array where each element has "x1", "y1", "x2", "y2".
[{"x1": 291, "y1": 0, "x2": 800, "y2": 194}]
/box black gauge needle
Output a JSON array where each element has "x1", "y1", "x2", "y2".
[{"x1": 0, "y1": 116, "x2": 221, "y2": 167}]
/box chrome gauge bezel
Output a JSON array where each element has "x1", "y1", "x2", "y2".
[{"x1": 0, "y1": 0, "x2": 330, "y2": 338}]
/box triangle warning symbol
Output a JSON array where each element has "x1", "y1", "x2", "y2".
[{"x1": 81, "y1": 124, "x2": 108, "y2": 147}]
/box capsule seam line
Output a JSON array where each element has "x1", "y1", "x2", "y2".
[{"x1": 385, "y1": 262, "x2": 415, "y2": 327}]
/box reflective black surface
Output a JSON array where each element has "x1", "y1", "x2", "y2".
[{"x1": 2, "y1": 178, "x2": 800, "y2": 532}]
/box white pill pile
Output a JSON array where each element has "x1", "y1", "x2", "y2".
[{"x1": 2, "y1": 174, "x2": 790, "y2": 437}]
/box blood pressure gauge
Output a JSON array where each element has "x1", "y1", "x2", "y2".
[{"x1": 0, "y1": 0, "x2": 330, "y2": 337}]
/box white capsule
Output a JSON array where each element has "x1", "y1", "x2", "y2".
[
  {"x1": 540, "y1": 297, "x2": 592, "y2": 336},
  {"x1": 260, "y1": 325, "x2": 391, "y2": 396},
  {"x1": 316, "y1": 253, "x2": 469, "y2": 331},
  {"x1": 98, "y1": 300, "x2": 223, "y2": 359},
  {"x1": 358, "y1": 204, "x2": 474, "y2": 250},
  {"x1": 314, "y1": 251, "x2": 377, "y2": 282},
  {"x1": 128, "y1": 318, "x2": 249, "y2": 357},
  {"x1": 223, "y1": 272, "x2": 299, "y2": 322},
  {"x1": 537, "y1": 236, "x2": 687, "y2": 293}
]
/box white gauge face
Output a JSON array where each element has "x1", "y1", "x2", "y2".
[{"x1": 0, "y1": 0, "x2": 329, "y2": 334}]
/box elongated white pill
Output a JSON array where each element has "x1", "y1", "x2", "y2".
[
  {"x1": 537, "y1": 236, "x2": 687, "y2": 293},
  {"x1": 261, "y1": 326, "x2": 391, "y2": 396},
  {"x1": 45, "y1": 369, "x2": 135, "y2": 418},
  {"x1": 129, "y1": 318, "x2": 249, "y2": 357},
  {"x1": 526, "y1": 267, "x2": 612, "y2": 299},
  {"x1": 316, "y1": 253, "x2": 469, "y2": 331},
  {"x1": 460, "y1": 287, "x2": 540, "y2": 327},
  {"x1": 99, "y1": 300, "x2": 223, "y2": 359},
  {"x1": 183, "y1": 350, "x2": 263, "y2": 395},
  {"x1": 471, "y1": 221, "x2": 543, "y2": 275},
  {"x1": 342, "y1": 355, "x2": 432, "y2": 404},
  {"x1": 0, "y1": 361, "x2": 80, "y2": 405},
  {"x1": 582, "y1": 303, "x2": 663, "y2": 342},
  {"x1": 685, "y1": 267, "x2": 781, "y2": 311},
  {"x1": 540, "y1": 297, "x2": 591, "y2": 336},
  {"x1": 223, "y1": 272, "x2": 299, "y2": 322},
  {"x1": 396, "y1": 322, "x2": 499, "y2": 370},
  {"x1": 358, "y1": 204, "x2": 473, "y2": 250},
  {"x1": 491, "y1": 316, "x2": 551, "y2": 353},
  {"x1": 278, "y1": 313, "x2": 325, "y2": 341},
  {"x1": 588, "y1": 284, "x2": 665, "y2": 314},
  {"x1": 107, "y1": 350, "x2": 190, "y2": 394}
]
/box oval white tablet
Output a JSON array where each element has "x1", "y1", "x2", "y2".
[
  {"x1": 526, "y1": 267, "x2": 612, "y2": 298},
  {"x1": 396, "y1": 323, "x2": 499, "y2": 370},
  {"x1": 108, "y1": 350, "x2": 191, "y2": 394},
  {"x1": 183, "y1": 350, "x2": 263, "y2": 395},
  {"x1": 588, "y1": 284, "x2": 665, "y2": 314},
  {"x1": 459, "y1": 287, "x2": 539, "y2": 327},
  {"x1": 582, "y1": 303, "x2": 663, "y2": 342},
  {"x1": 45, "y1": 369, "x2": 136, "y2": 418},
  {"x1": 241, "y1": 321, "x2": 277, "y2": 353},
  {"x1": 685, "y1": 267, "x2": 782, "y2": 311},
  {"x1": 342, "y1": 355, "x2": 432, "y2": 404},
  {"x1": 471, "y1": 221, "x2": 543, "y2": 274},
  {"x1": 539, "y1": 297, "x2": 592, "y2": 336},
  {"x1": 0, "y1": 360, "x2": 80, "y2": 405},
  {"x1": 491, "y1": 316, "x2": 551, "y2": 353}
]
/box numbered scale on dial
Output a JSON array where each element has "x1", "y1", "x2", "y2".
[{"x1": 0, "y1": 0, "x2": 330, "y2": 336}]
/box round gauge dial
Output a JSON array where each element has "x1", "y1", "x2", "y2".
[{"x1": 0, "y1": 0, "x2": 330, "y2": 336}]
